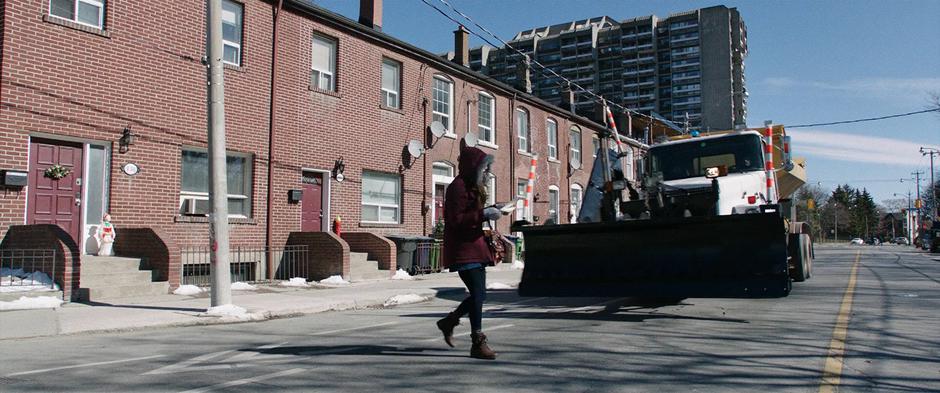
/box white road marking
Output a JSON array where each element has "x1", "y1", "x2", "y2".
[
  {"x1": 8, "y1": 355, "x2": 165, "y2": 377},
  {"x1": 423, "y1": 324, "x2": 515, "y2": 342},
  {"x1": 484, "y1": 297, "x2": 548, "y2": 311},
  {"x1": 309, "y1": 321, "x2": 399, "y2": 336},
  {"x1": 548, "y1": 298, "x2": 627, "y2": 314},
  {"x1": 224, "y1": 342, "x2": 289, "y2": 363},
  {"x1": 144, "y1": 350, "x2": 236, "y2": 375},
  {"x1": 177, "y1": 368, "x2": 306, "y2": 393}
]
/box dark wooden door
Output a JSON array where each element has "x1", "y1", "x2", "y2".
[
  {"x1": 28, "y1": 139, "x2": 84, "y2": 244},
  {"x1": 434, "y1": 183, "x2": 447, "y2": 224},
  {"x1": 301, "y1": 172, "x2": 323, "y2": 232}
]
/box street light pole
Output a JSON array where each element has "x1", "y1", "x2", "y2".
[{"x1": 207, "y1": 0, "x2": 232, "y2": 307}]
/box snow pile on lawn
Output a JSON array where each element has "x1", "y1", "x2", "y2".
[
  {"x1": 486, "y1": 282, "x2": 514, "y2": 290},
  {"x1": 511, "y1": 260, "x2": 525, "y2": 270},
  {"x1": 173, "y1": 285, "x2": 204, "y2": 296},
  {"x1": 319, "y1": 275, "x2": 349, "y2": 285},
  {"x1": 280, "y1": 277, "x2": 309, "y2": 287},
  {"x1": 391, "y1": 269, "x2": 413, "y2": 280},
  {"x1": 0, "y1": 295, "x2": 64, "y2": 311},
  {"x1": 201, "y1": 304, "x2": 263, "y2": 321},
  {"x1": 1, "y1": 268, "x2": 59, "y2": 293},
  {"x1": 231, "y1": 282, "x2": 257, "y2": 291},
  {"x1": 383, "y1": 293, "x2": 427, "y2": 307}
]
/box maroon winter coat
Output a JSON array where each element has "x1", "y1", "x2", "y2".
[{"x1": 442, "y1": 145, "x2": 494, "y2": 269}]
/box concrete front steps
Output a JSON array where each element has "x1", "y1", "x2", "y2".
[
  {"x1": 348, "y1": 252, "x2": 389, "y2": 281},
  {"x1": 79, "y1": 256, "x2": 169, "y2": 301}
]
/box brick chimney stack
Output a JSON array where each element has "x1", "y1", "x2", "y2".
[
  {"x1": 454, "y1": 25, "x2": 470, "y2": 67},
  {"x1": 359, "y1": 0, "x2": 382, "y2": 31}
]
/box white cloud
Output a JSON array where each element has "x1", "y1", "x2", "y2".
[{"x1": 788, "y1": 128, "x2": 939, "y2": 166}]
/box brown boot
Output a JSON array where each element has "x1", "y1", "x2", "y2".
[
  {"x1": 470, "y1": 332, "x2": 497, "y2": 360},
  {"x1": 436, "y1": 312, "x2": 460, "y2": 348}
]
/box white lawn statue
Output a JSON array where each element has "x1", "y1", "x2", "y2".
[{"x1": 97, "y1": 213, "x2": 116, "y2": 256}]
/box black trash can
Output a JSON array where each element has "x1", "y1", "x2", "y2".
[
  {"x1": 385, "y1": 234, "x2": 419, "y2": 274},
  {"x1": 412, "y1": 236, "x2": 438, "y2": 274}
]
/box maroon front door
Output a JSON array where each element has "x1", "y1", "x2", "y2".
[
  {"x1": 28, "y1": 139, "x2": 84, "y2": 244},
  {"x1": 434, "y1": 183, "x2": 447, "y2": 224},
  {"x1": 301, "y1": 171, "x2": 323, "y2": 232}
]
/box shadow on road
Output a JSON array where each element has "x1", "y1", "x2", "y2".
[{"x1": 241, "y1": 345, "x2": 465, "y2": 358}]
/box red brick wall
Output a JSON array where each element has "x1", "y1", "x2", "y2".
[
  {"x1": 0, "y1": 0, "x2": 617, "y2": 263},
  {"x1": 112, "y1": 227, "x2": 181, "y2": 289},
  {"x1": 341, "y1": 231, "x2": 395, "y2": 272},
  {"x1": 286, "y1": 231, "x2": 349, "y2": 281},
  {"x1": 1, "y1": 224, "x2": 80, "y2": 301}
]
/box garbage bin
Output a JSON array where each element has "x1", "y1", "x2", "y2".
[
  {"x1": 385, "y1": 234, "x2": 419, "y2": 274},
  {"x1": 504, "y1": 235, "x2": 522, "y2": 263},
  {"x1": 412, "y1": 236, "x2": 438, "y2": 274}
]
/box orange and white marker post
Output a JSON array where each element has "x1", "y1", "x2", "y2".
[
  {"x1": 524, "y1": 155, "x2": 538, "y2": 221},
  {"x1": 764, "y1": 121, "x2": 775, "y2": 202}
]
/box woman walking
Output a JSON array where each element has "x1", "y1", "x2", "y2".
[{"x1": 436, "y1": 143, "x2": 504, "y2": 360}]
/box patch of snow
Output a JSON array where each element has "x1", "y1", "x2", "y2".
[
  {"x1": 319, "y1": 275, "x2": 349, "y2": 285},
  {"x1": 173, "y1": 285, "x2": 204, "y2": 296},
  {"x1": 391, "y1": 269, "x2": 413, "y2": 280},
  {"x1": 0, "y1": 295, "x2": 64, "y2": 311},
  {"x1": 204, "y1": 304, "x2": 247, "y2": 317},
  {"x1": 486, "y1": 282, "x2": 514, "y2": 290},
  {"x1": 231, "y1": 282, "x2": 257, "y2": 291},
  {"x1": 1, "y1": 268, "x2": 59, "y2": 292},
  {"x1": 511, "y1": 260, "x2": 525, "y2": 270},
  {"x1": 383, "y1": 293, "x2": 428, "y2": 307},
  {"x1": 280, "y1": 277, "x2": 309, "y2": 287}
]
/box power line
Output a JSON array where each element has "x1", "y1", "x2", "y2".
[
  {"x1": 788, "y1": 107, "x2": 940, "y2": 128},
  {"x1": 418, "y1": 0, "x2": 657, "y2": 139}
]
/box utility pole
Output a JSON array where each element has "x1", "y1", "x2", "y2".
[
  {"x1": 921, "y1": 147, "x2": 938, "y2": 221},
  {"x1": 207, "y1": 0, "x2": 232, "y2": 307},
  {"x1": 913, "y1": 170, "x2": 924, "y2": 238}
]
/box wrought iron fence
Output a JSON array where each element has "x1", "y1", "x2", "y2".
[
  {"x1": 413, "y1": 240, "x2": 443, "y2": 275},
  {"x1": 180, "y1": 245, "x2": 308, "y2": 286},
  {"x1": 0, "y1": 249, "x2": 59, "y2": 292}
]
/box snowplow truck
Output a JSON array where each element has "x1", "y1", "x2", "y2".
[{"x1": 513, "y1": 124, "x2": 812, "y2": 298}]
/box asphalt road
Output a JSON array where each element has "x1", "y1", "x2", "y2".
[{"x1": 2, "y1": 244, "x2": 938, "y2": 392}]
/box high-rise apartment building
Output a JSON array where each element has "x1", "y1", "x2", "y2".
[{"x1": 469, "y1": 6, "x2": 747, "y2": 131}]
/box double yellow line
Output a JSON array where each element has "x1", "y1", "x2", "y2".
[{"x1": 819, "y1": 250, "x2": 861, "y2": 393}]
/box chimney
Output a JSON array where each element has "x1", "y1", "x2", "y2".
[
  {"x1": 515, "y1": 54, "x2": 532, "y2": 94},
  {"x1": 453, "y1": 25, "x2": 470, "y2": 67},
  {"x1": 561, "y1": 83, "x2": 576, "y2": 114},
  {"x1": 359, "y1": 0, "x2": 382, "y2": 31}
]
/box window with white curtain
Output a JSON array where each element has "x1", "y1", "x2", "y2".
[
  {"x1": 221, "y1": 0, "x2": 243, "y2": 65},
  {"x1": 311, "y1": 35, "x2": 337, "y2": 91},
  {"x1": 361, "y1": 171, "x2": 401, "y2": 224},
  {"x1": 478, "y1": 93, "x2": 495, "y2": 144},
  {"x1": 516, "y1": 108, "x2": 530, "y2": 152},
  {"x1": 569, "y1": 126, "x2": 582, "y2": 168},
  {"x1": 432, "y1": 76, "x2": 454, "y2": 133},
  {"x1": 180, "y1": 149, "x2": 252, "y2": 217},
  {"x1": 50, "y1": 0, "x2": 105, "y2": 29},
  {"x1": 546, "y1": 119, "x2": 558, "y2": 159},
  {"x1": 381, "y1": 58, "x2": 401, "y2": 108}
]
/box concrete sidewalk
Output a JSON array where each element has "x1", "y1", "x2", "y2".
[{"x1": 0, "y1": 267, "x2": 522, "y2": 340}]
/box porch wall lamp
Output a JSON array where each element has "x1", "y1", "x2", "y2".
[
  {"x1": 118, "y1": 126, "x2": 137, "y2": 154},
  {"x1": 332, "y1": 157, "x2": 346, "y2": 182}
]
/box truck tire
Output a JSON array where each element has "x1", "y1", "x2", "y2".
[{"x1": 790, "y1": 234, "x2": 809, "y2": 282}]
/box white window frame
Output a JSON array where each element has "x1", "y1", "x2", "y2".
[
  {"x1": 548, "y1": 185, "x2": 560, "y2": 224},
  {"x1": 432, "y1": 75, "x2": 455, "y2": 137},
  {"x1": 477, "y1": 92, "x2": 496, "y2": 146},
  {"x1": 592, "y1": 135, "x2": 600, "y2": 158},
  {"x1": 546, "y1": 119, "x2": 558, "y2": 160},
  {"x1": 220, "y1": 0, "x2": 243, "y2": 66},
  {"x1": 569, "y1": 127, "x2": 582, "y2": 168},
  {"x1": 485, "y1": 174, "x2": 497, "y2": 207},
  {"x1": 361, "y1": 171, "x2": 402, "y2": 224},
  {"x1": 49, "y1": 0, "x2": 105, "y2": 30},
  {"x1": 570, "y1": 184, "x2": 583, "y2": 223},
  {"x1": 381, "y1": 58, "x2": 401, "y2": 109},
  {"x1": 179, "y1": 148, "x2": 253, "y2": 218},
  {"x1": 516, "y1": 108, "x2": 530, "y2": 153},
  {"x1": 311, "y1": 34, "x2": 337, "y2": 91}
]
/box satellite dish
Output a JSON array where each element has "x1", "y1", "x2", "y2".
[
  {"x1": 569, "y1": 159, "x2": 582, "y2": 170},
  {"x1": 407, "y1": 140, "x2": 425, "y2": 158},
  {"x1": 429, "y1": 121, "x2": 446, "y2": 138},
  {"x1": 464, "y1": 132, "x2": 479, "y2": 147}
]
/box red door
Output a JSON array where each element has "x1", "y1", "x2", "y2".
[
  {"x1": 301, "y1": 172, "x2": 323, "y2": 232},
  {"x1": 434, "y1": 183, "x2": 447, "y2": 225},
  {"x1": 28, "y1": 139, "x2": 84, "y2": 244}
]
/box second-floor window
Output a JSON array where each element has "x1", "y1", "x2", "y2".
[
  {"x1": 546, "y1": 119, "x2": 558, "y2": 159},
  {"x1": 311, "y1": 35, "x2": 337, "y2": 91},
  {"x1": 50, "y1": 0, "x2": 105, "y2": 29},
  {"x1": 478, "y1": 93, "x2": 494, "y2": 144},
  {"x1": 569, "y1": 127, "x2": 582, "y2": 167},
  {"x1": 516, "y1": 108, "x2": 530, "y2": 153},
  {"x1": 432, "y1": 76, "x2": 454, "y2": 133},
  {"x1": 221, "y1": 0, "x2": 243, "y2": 66},
  {"x1": 381, "y1": 58, "x2": 401, "y2": 108}
]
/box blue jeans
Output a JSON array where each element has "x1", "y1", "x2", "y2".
[{"x1": 453, "y1": 266, "x2": 487, "y2": 333}]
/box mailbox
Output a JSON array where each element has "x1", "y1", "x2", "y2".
[
  {"x1": 1, "y1": 170, "x2": 27, "y2": 187},
  {"x1": 288, "y1": 189, "x2": 303, "y2": 203}
]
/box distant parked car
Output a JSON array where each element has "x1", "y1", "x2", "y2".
[
  {"x1": 850, "y1": 238, "x2": 864, "y2": 245},
  {"x1": 894, "y1": 237, "x2": 910, "y2": 245}
]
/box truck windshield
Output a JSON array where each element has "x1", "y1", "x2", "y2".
[{"x1": 650, "y1": 134, "x2": 764, "y2": 181}]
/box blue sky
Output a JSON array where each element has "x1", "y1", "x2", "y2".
[{"x1": 313, "y1": 0, "x2": 940, "y2": 205}]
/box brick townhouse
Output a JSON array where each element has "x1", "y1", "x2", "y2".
[{"x1": 0, "y1": 0, "x2": 661, "y2": 301}]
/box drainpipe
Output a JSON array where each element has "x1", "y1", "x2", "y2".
[
  {"x1": 265, "y1": 0, "x2": 284, "y2": 279},
  {"x1": 422, "y1": 97, "x2": 429, "y2": 234},
  {"x1": 509, "y1": 93, "x2": 516, "y2": 233}
]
